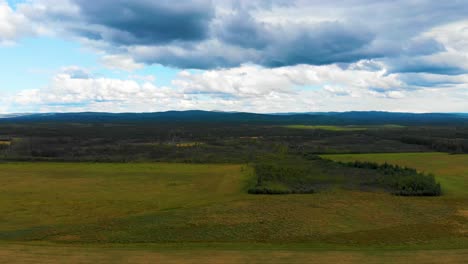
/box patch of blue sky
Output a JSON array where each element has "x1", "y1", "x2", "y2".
[
  {"x1": 6, "y1": 0, "x2": 25, "y2": 9},
  {"x1": 0, "y1": 37, "x2": 99, "y2": 93},
  {"x1": 132, "y1": 64, "x2": 180, "y2": 87},
  {"x1": 0, "y1": 35, "x2": 188, "y2": 96},
  {"x1": 7, "y1": 103, "x2": 39, "y2": 113},
  {"x1": 192, "y1": 92, "x2": 237, "y2": 101},
  {"x1": 90, "y1": 63, "x2": 181, "y2": 87},
  {"x1": 44, "y1": 102, "x2": 90, "y2": 108}
]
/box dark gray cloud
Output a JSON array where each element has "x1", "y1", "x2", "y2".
[
  {"x1": 19, "y1": 0, "x2": 215, "y2": 46},
  {"x1": 402, "y1": 38, "x2": 446, "y2": 57},
  {"x1": 73, "y1": 0, "x2": 214, "y2": 45},
  {"x1": 216, "y1": 11, "x2": 271, "y2": 49},
  {"x1": 392, "y1": 64, "x2": 466, "y2": 76},
  {"x1": 399, "y1": 73, "x2": 463, "y2": 88},
  {"x1": 386, "y1": 56, "x2": 467, "y2": 75},
  {"x1": 261, "y1": 22, "x2": 376, "y2": 67},
  {"x1": 16, "y1": 0, "x2": 468, "y2": 73}
]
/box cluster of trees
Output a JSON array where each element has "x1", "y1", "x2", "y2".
[
  {"x1": 248, "y1": 156, "x2": 442, "y2": 196},
  {"x1": 248, "y1": 163, "x2": 315, "y2": 194},
  {"x1": 340, "y1": 161, "x2": 442, "y2": 196}
]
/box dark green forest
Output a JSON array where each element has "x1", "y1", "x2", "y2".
[{"x1": 1, "y1": 111, "x2": 466, "y2": 196}]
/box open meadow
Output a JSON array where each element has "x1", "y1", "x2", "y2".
[
  {"x1": 0, "y1": 153, "x2": 467, "y2": 263},
  {"x1": 2, "y1": 0, "x2": 468, "y2": 260}
]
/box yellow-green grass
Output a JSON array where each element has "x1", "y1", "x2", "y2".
[
  {"x1": 0, "y1": 163, "x2": 250, "y2": 232},
  {"x1": 176, "y1": 142, "x2": 204, "y2": 148},
  {"x1": 285, "y1": 124, "x2": 404, "y2": 131},
  {"x1": 321, "y1": 152, "x2": 468, "y2": 254},
  {"x1": 1, "y1": 243, "x2": 467, "y2": 264},
  {"x1": 0, "y1": 160, "x2": 467, "y2": 262}
]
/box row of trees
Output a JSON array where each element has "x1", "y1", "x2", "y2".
[
  {"x1": 248, "y1": 156, "x2": 442, "y2": 196},
  {"x1": 400, "y1": 136, "x2": 468, "y2": 154},
  {"x1": 340, "y1": 161, "x2": 442, "y2": 196}
]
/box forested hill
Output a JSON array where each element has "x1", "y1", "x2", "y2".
[{"x1": 1, "y1": 111, "x2": 467, "y2": 125}]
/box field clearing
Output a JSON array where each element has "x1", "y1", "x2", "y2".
[{"x1": 0, "y1": 158, "x2": 467, "y2": 262}]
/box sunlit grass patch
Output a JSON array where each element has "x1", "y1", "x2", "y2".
[
  {"x1": 0, "y1": 140, "x2": 11, "y2": 146},
  {"x1": 176, "y1": 142, "x2": 204, "y2": 148}
]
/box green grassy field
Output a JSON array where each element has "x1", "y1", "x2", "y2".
[
  {"x1": 1, "y1": 243, "x2": 468, "y2": 264},
  {"x1": 0, "y1": 157, "x2": 467, "y2": 262}
]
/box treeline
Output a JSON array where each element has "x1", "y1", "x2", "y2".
[
  {"x1": 400, "y1": 136, "x2": 468, "y2": 154},
  {"x1": 0, "y1": 121, "x2": 467, "y2": 162},
  {"x1": 1, "y1": 137, "x2": 269, "y2": 164},
  {"x1": 339, "y1": 161, "x2": 442, "y2": 196}
]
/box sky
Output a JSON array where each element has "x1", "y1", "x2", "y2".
[{"x1": 1, "y1": 0, "x2": 468, "y2": 113}]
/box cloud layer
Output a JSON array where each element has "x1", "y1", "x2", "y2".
[
  {"x1": 1, "y1": 0, "x2": 468, "y2": 113},
  {"x1": 0, "y1": 1, "x2": 33, "y2": 45},
  {"x1": 10, "y1": 63, "x2": 468, "y2": 113},
  {"x1": 7, "y1": 0, "x2": 466, "y2": 71}
]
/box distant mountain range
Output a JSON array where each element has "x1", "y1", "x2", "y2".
[{"x1": 0, "y1": 111, "x2": 467, "y2": 125}]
